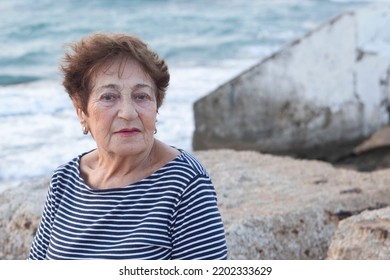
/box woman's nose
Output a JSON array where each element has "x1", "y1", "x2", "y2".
[{"x1": 117, "y1": 99, "x2": 138, "y2": 120}]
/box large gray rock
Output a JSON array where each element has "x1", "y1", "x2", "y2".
[
  {"x1": 195, "y1": 150, "x2": 390, "y2": 259},
  {"x1": 327, "y1": 207, "x2": 390, "y2": 259},
  {"x1": 1, "y1": 150, "x2": 390, "y2": 259},
  {"x1": 193, "y1": 5, "x2": 390, "y2": 161}
]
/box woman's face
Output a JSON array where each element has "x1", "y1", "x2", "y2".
[{"x1": 79, "y1": 58, "x2": 158, "y2": 157}]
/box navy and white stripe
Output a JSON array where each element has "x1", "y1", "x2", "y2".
[{"x1": 28, "y1": 150, "x2": 227, "y2": 260}]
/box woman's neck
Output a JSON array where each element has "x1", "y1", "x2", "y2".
[{"x1": 80, "y1": 139, "x2": 180, "y2": 189}]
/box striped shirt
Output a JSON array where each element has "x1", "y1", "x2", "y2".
[{"x1": 28, "y1": 150, "x2": 227, "y2": 260}]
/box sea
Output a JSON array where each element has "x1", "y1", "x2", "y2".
[{"x1": 0, "y1": 0, "x2": 384, "y2": 190}]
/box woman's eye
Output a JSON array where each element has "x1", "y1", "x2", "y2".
[
  {"x1": 134, "y1": 93, "x2": 151, "y2": 102},
  {"x1": 100, "y1": 93, "x2": 119, "y2": 102}
]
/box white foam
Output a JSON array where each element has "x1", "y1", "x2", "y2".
[{"x1": 0, "y1": 60, "x2": 254, "y2": 182}]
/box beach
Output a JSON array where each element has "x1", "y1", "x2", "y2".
[{"x1": 0, "y1": 0, "x2": 368, "y2": 188}]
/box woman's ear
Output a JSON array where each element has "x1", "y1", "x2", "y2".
[
  {"x1": 76, "y1": 107, "x2": 88, "y2": 125},
  {"x1": 75, "y1": 107, "x2": 90, "y2": 135},
  {"x1": 72, "y1": 98, "x2": 86, "y2": 122},
  {"x1": 71, "y1": 97, "x2": 91, "y2": 135},
  {"x1": 75, "y1": 107, "x2": 85, "y2": 121}
]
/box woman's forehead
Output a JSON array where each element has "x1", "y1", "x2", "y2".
[{"x1": 92, "y1": 58, "x2": 154, "y2": 87}]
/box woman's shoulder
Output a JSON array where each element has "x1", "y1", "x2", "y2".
[
  {"x1": 44, "y1": 152, "x2": 87, "y2": 196},
  {"x1": 55, "y1": 151, "x2": 87, "y2": 171},
  {"x1": 152, "y1": 140, "x2": 209, "y2": 178},
  {"x1": 51, "y1": 150, "x2": 92, "y2": 182},
  {"x1": 161, "y1": 148, "x2": 210, "y2": 181}
]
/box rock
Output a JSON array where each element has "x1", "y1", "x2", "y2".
[
  {"x1": 353, "y1": 125, "x2": 390, "y2": 155},
  {"x1": 332, "y1": 126, "x2": 390, "y2": 172},
  {"x1": 193, "y1": 5, "x2": 390, "y2": 161},
  {"x1": 1, "y1": 150, "x2": 390, "y2": 259},
  {"x1": 334, "y1": 146, "x2": 390, "y2": 172},
  {"x1": 327, "y1": 207, "x2": 390, "y2": 259},
  {"x1": 194, "y1": 150, "x2": 390, "y2": 259},
  {"x1": 0, "y1": 177, "x2": 49, "y2": 260}
]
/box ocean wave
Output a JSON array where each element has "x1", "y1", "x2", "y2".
[
  {"x1": 0, "y1": 80, "x2": 71, "y2": 117},
  {"x1": 0, "y1": 74, "x2": 41, "y2": 86}
]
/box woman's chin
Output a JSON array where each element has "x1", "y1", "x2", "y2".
[{"x1": 107, "y1": 143, "x2": 151, "y2": 157}]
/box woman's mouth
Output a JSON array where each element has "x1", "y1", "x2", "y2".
[{"x1": 114, "y1": 128, "x2": 141, "y2": 136}]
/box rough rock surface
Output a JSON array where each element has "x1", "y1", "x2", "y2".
[
  {"x1": 1, "y1": 150, "x2": 390, "y2": 260},
  {"x1": 0, "y1": 177, "x2": 49, "y2": 260},
  {"x1": 193, "y1": 5, "x2": 390, "y2": 161},
  {"x1": 327, "y1": 207, "x2": 390, "y2": 259},
  {"x1": 195, "y1": 150, "x2": 390, "y2": 259}
]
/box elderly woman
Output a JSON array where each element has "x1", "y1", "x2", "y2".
[{"x1": 28, "y1": 33, "x2": 227, "y2": 260}]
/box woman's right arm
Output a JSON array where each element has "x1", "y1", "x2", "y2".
[{"x1": 28, "y1": 177, "x2": 58, "y2": 260}]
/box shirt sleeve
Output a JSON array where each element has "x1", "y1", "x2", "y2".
[
  {"x1": 170, "y1": 174, "x2": 228, "y2": 260},
  {"x1": 28, "y1": 176, "x2": 59, "y2": 260}
]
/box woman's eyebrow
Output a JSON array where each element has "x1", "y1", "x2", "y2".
[
  {"x1": 96, "y1": 83, "x2": 154, "y2": 93},
  {"x1": 96, "y1": 84, "x2": 121, "y2": 92},
  {"x1": 132, "y1": 83, "x2": 153, "y2": 91}
]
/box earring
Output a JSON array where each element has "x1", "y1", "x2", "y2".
[
  {"x1": 154, "y1": 128, "x2": 157, "y2": 134},
  {"x1": 82, "y1": 126, "x2": 89, "y2": 135}
]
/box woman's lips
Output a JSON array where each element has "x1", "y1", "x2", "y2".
[{"x1": 114, "y1": 128, "x2": 141, "y2": 136}]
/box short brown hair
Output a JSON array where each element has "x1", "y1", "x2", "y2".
[{"x1": 61, "y1": 33, "x2": 170, "y2": 113}]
